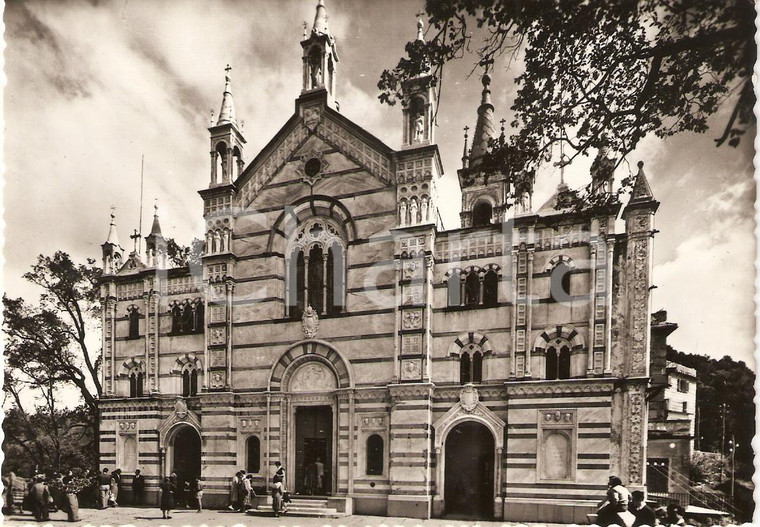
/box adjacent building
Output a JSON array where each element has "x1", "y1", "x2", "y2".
[{"x1": 97, "y1": 2, "x2": 662, "y2": 521}]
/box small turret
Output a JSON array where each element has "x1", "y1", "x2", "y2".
[
  {"x1": 400, "y1": 16, "x2": 436, "y2": 148},
  {"x1": 301, "y1": 0, "x2": 339, "y2": 106},
  {"x1": 469, "y1": 74, "x2": 496, "y2": 164},
  {"x1": 208, "y1": 65, "x2": 246, "y2": 188},
  {"x1": 145, "y1": 202, "x2": 167, "y2": 268},
  {"x1": 102, "y1": 209, "x2": 125, "y2": 274}
]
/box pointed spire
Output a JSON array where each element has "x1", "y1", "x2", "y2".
[
  {"x1": 631, "y1": 161, "x2": 654, "y2": 200},
  {"x1": 216, "y1": 64, "x2": 237, "y2": 126},
  {"x1": 469, "y1": 73, "x2": 497, "y2": 162},
  {"x1": 149, "y1": 201, "x2": 163, "y2": 237},
  {"x1": 416, "y1": 13, "x2": 425, "y2": 42},
  {"x1": 461, "y1": 126, "x2": 470, "y2": 169},
  {"x1": 105, "y1": 206, "x2": 120, "y2": 246},
  {"x1": 312, "y1": 0, "x2": 329, "y2": 36}
]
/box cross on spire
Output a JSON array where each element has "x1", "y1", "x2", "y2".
[
  {"x1": 225, "y1": 64, "x2": 232, "y2": 75},
  {"x1": 130, "y1": 229, "x2": 141, "y2": 252}
]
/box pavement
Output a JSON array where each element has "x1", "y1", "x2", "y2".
[{"x1": 2, "y1": 506, "x2": 569, "y2": 527}]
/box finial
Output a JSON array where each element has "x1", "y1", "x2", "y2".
[
  {"x1": 482, "y1": 73, "x2": 491, "y2": 88},
  {"x1": 303, "y1": 21, "x2": 308, "y2": 39},
  {"x1": 154, "y1": 198, "x2": 159, "y2": 216},
  {"x1": 313, "y1": 0, "x2": 329, "y2": 35},
  {"x1": 462, "y1": 126, "x2": 470, "y2": 168},
  {"x1": 110, "y1": 205, "x2": 116, "y2": 222},
  {"x1": 637, "y1": 160, "x2": 644, "y2": 170},
  {"x1": 500, "y1": 118, "x2": 506, "y2": 134},
  {"x1": 209, "y1": 109, "x2": 215, "y2": 126}
]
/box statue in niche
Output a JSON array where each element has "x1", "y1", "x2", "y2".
[
  {"x1": 399, "y1": 201, "x2": 407, "y2": 226},
  {"x1": 409, "y1": 199, "x2": 419, "y2": 225},
  {"x1": 420, "y1": 198, "x2": 429, "y2": 223},
  {"x1": 413, "y1": 114, "x2": 425, "y2": 142}
]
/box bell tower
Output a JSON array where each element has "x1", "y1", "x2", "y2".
[
  {"x1": 301, "y1": 0, "x2": 339, "y2": 108},
  {"x1": 101, "y1": 208, "x2": 124, "y2": 275},
  {"x1": 208, "y1": 65, "x2": 246, "y2": 188},
  {"x1": 401, "y1": 18, "x2": 436, "y2": 149}
]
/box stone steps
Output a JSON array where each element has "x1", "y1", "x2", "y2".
[{"x1": 246, "y1": 497, "x2": 344, "y2": 518}]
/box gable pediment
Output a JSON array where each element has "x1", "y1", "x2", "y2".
[{"x1": 235, "y1": 102, "x2": 395, "y2": 210}]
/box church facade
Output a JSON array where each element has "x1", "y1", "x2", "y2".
[{"x1": 97, "y1": 2, "x2": 660, "y2": 522}]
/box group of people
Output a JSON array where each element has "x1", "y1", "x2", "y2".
[
  {"x1": 596, "y1": 476, "x2": 692, "y2": 527},
  {"x1": 227, "y1": 470, "x2": 257, "y2": 511},
  {"x1": 158, "y1": 472, "x2": 203, "y2": 519},
  {"x1": 2, "y1": 471, "x2": 81, "y2": 522}
]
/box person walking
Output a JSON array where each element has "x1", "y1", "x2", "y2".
[
  {"x1": 242, "y1": 473, "x2": 252, "y2": 511},
  {"x1": 96, "y1": 468, "x2": 112, "y2": 509},
  {"x1": 631, "y1": 490, "x2": 657, "y2": 527},
  {"x1": 109, "y1": 468, "x2": 121, "y2": 506},
  {"x1": 159, "y1": 477, "x2": 175, "y2": 519},
  {"x1": 30, "y1": 475, "x2": 51, "y2": 522},
  {"x1": 131, "y1": 469, "x2": 145, "y2": 506},
  {"x1": 596, "y1": 482, "x2": 635, "y2": 527},
  {"x1": 192, "y1": 477, "x2": 203, "y2": 512},
  {"x1": 228, "y1": 471, "x2": 240, "y2": 511},
  {"x1": 271, "y1": 461, "x2": 286, "y2": 517}
]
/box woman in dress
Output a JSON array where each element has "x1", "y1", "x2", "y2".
[{"x1": 159, "y1": 477, "x2": 175, "y2": 519}]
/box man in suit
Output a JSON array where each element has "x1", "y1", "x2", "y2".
[{"x1": 132, "y1": 469, "x2": 146, "y2": 506}]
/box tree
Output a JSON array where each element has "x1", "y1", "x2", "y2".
[
  {"x1": 379, "y1": 0, "x2": 755, "y2": 206},
  {"x1": 3, "y1": 252, "x2": 102, "y2": 472},
  {"x1": 166, "y1": 237, "x2": 204, "y2": 269}
]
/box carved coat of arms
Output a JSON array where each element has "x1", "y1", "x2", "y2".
[
  {"x1": 460, "y1": 384, "x2": 479, "y2": 413},
  {"x1": 302, "y1": 305, "x2": 319, "y2": 338},
  {"x1": 174, "y1": 397, "x2": 188, "y2": 420}
]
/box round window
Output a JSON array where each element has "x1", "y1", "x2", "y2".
[{"x1": 304, "y1": 158, "x2": 322, "y2": 177}]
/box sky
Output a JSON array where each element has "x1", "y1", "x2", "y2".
[{"x1": 3, "y1": 0, "x2": 756, "y2": 376}]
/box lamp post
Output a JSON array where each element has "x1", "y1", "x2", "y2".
[{"x1": 728, "y1": 436, "x2": 737, "y2": 499}]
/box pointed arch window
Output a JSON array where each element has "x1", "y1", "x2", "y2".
[
  {"x1": 472, "y1": 201, "x2": 493, "y2": 227},
  {"x1": 550, "y1": 261, "x2": 572, "y2": 303},
  {"x1": 482, "y1": 270, "x2": 498, "y2": 307},
  {"x1": 286, "y1": 218, "x2": 346, "y2": 319},
  {"x1": 127, "y1": 307, "x2": 140, "y2": 340},
  {"x1": 129, "y1": 370, "x2": 144, "y2": 398},
  {"x1": 460, "y1": 352, "x2": 471, "y2": 384},
  {"x1": 464, "y1": 272, "x2": 480, "y2": 306},
  {"x1": 182, "y1": 365, "x2": 199, "y2": 397},
  {"x1": 447, "y1": 272, "x2": 462, "y2": 306},
  {"x1": 545, "y1": 341, "x2": 571, "y2": 380}
]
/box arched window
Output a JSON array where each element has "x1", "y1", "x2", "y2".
[
  {"x1": 550, "y1": 262, "x2": 572, "y2": 302},
  {"x1": 192, "y1": 303, "x2": 204, "y2": 333},
  {"x1": 171, "y1": 305, "x2": 182, "y2": 334},
  {"x1": 460, "y1": 352, "x2": 471, "y2": 384},
  {"x1": 182, "y1": 367, "x2": 198, "y2": 397},
  {"x1": 472, "y1": 201, "x2": 493, "y2": 227},
  {"x1": 128, "y1": 308, "x2": 140, "y2": 339},
  {"x1": 472, "y1": 351, "x2": 483, "y2": 383},
  {"x1": 247, "y1": 436, "x2": 261, "y2": 473},
  {"x1": 482, "y1": 270, "x2": 498, "y2": 307},
  {"x1": 447, "y1": 273, "x2": 461, "y2": 307},
  {"x1": 546, "y1": 346, "x2": 558, "y2": 380},
  {"x1": 464, "y1": 272, "x2": 480, "y2": 306},
  {"x1": 286, "y1": 219, "x2": 346, "y2": 319},
  {"x1": 558, "y1": 346, "x2": 571, "y2": 379},
  {"x1": 129, "y1": 370, "x2": 144, "y2": 398},
  {"x1": 366, "y1": 434, "x2": 384, "y2": 475}
]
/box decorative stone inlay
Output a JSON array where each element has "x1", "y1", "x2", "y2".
[
  {"x1": 239, "y1": 417, "x2": 262, "y2": 432},
  {"x1": 402, "y1": 259, "x2": 424, "y2": 280},
  {"x1": 401, "y1": 334, "x2": 421, "y2": 354},
  {"x1": 542, "y1": 410, "x2": 575, "y2": 424},
  {"x1": 630, "y1": 238, "x2": 649, "y2": 374},
  {"x1": 289, "y1": 362, "x2": 336, "y2": 392},
  {"x1": 399, "y1": 235, "x2": 426, "y2": 256},
  {"x1": 460, "y1": 384, "x2": 479, "y2": 412},
  {"x1": 505, "y1": 380, "x2": 614, "y2": 397},
  {"x1": 296, "y1": 148, "x2": 330, "y2": 187},
  {"x1": 301, "y1": 305, "x2": 320, "y2": 339},
  {"x1": 210, "y1": 327, "x2": 226, "y2": 345},
  {"x1": 360, "y1": 415, "x2": 386, "y2": 429},
  {"x1": 118, "y1": 420, "x2": 138, "y2": 435},
  {"x1": 209, "y1": 349, "x2": 225, "y2": 368},
  {"x1": 210, "y1": 305, "x2": 226, "y2": 323},
  {"x1": 209, "y1": 371, "x2": 226, "y2": 389},
  {"x1": 402, "y1": 309, "x2": 423, "y2": 330},
  {"x1": 403, "y1": 284, "x2": 423, "y2": 305},
  {"x1": 627, "y1": 385, "x2": 646, "y2": 484},
  {"x1": 400, "y1": 358, "x2": 421, "y2": 380}
]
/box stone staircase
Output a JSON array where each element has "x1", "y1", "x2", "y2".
[{"x1": 246, "y1": 496, "x2": 345, "y2": 518}]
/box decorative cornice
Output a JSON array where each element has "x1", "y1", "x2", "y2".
[{"x1": 504, "y1": 378, "x2": 614, "y2": 397}]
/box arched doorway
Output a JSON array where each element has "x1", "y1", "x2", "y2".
[
  {"x1": 444, "y1": 421, "x2": 494, "y2": 519},
  {"x1": 171, "y1": 425, "x2": 201, "y2": 501}
]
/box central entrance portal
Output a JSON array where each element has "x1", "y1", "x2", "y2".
[
  {"x1": 444, "y1": 421, "x2": 494, "y2": 519},
  {"x1": 171, "y1": 425, "x2": 201, "y2": 505},
  {"x1": 295, "y1": 405, "x2": 332, "y2": 495}
]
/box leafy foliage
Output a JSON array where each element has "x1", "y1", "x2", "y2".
[
  {"x1": 667, "y1": 348, "x2": 755, "y2": 476},
  {"x1": 379, "y1": 0, "x2": 755, "y2": 207},
  {"x1": 166, "y1": 237, "x2": 204, "y2": 269},
  {"x1": 3, "y1": 252, "x2": 102, "y2": 475}
]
